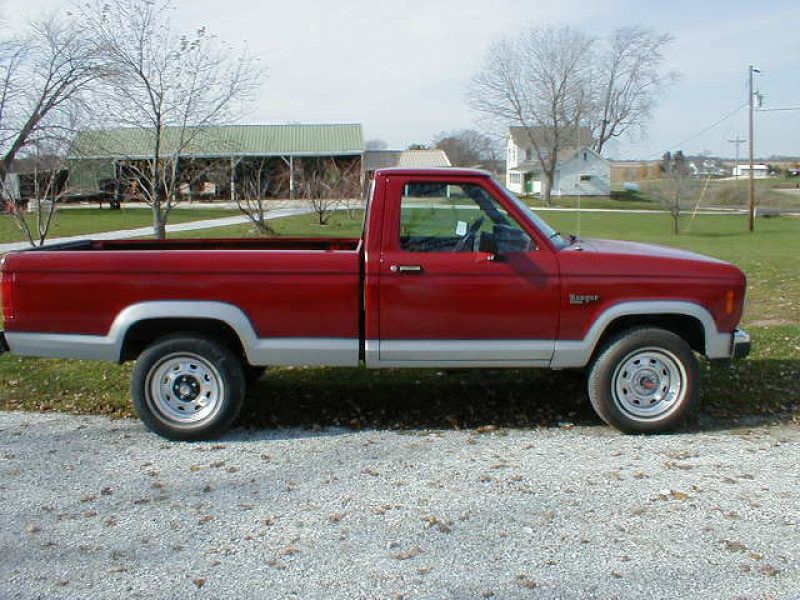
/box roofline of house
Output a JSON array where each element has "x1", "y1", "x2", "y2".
[
  {"x1": 67, "y1": 151, "x2": 365, "y2": 160},
  {"x1": 76, "y1": 123, "x2": 364, "y2": 133}
]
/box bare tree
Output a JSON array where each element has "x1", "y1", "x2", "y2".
[
  {"x1": 432, "y1": 129, "x2": 500, "y2": 169},
  {"x1": 234, "y1": 157, "x2": 277, "y2": 236},
  {"x1": 77, "y1": 0, "x2": 262, "y2": 239},
  {"x1": 0, "y1": 13, "x2": 104, "y2": 245},
  {"x1": 653, "y1": 150, "x2": 696, "y2": 235},
  {"x1": 591, "y1": 26, "x2": 679, "y2": 154},
  {"x1": 296, "y1": 158, "x2": 361, "y2": 226},
  {"x1": 469, "y1": 25, "x2": 594, "y2": 205},
  {"x1": 3, "y1": 142, "x2": 73, "y2": 246},
  {"x1": 364, "y1": 139, "x2": 388, "y2": 151}
]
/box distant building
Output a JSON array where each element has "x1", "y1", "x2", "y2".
[
  {"x1": 506, "y1": 126, "x2": 610, "y2": 196},
  {"x1": 363, "y1": 149, "x2": 451, "y2": 180},
  {"x1": 732, "y1": 164, "x2": 770, "y2": 178},
  {"x1": 689, "y1": 158, "x2": 730, "y2": 178},
  {"x1": 68, "y1": 123, "x2": 365, "y2": 201},
  {"x1": 3, "y1": 156, "x2": 69, "y2": 206},
  {"x1": 611, "y1": 161, "x2": 663, "y2": 184}
]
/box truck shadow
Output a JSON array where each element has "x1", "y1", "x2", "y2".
[
  {"x1": 239, "y1": 368, "x2": 595, "y2": 432},
  {"x1": 237, "y1": 359, "x2": 799, "y2": 435}
]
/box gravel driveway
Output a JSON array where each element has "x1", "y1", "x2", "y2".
[{"x1": 1, "y1": 411, "x2": 798, "y2": 599}]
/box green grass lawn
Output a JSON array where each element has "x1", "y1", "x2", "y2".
[
  {"x1": 526, "y1": 191, "x2": 661, "y2": 211},
  {"x1": 1, "y1": 207, "x2": 798, "y2": 430},
  {"x1": 166, "y1": 209, "x2": 364, "y2": 240},
  {"x1": 0, "y1": 208, "x2": 240, "y2": 244}
]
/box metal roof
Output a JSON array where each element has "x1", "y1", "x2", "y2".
[
  {"x1": 397, "y1": 150, "x2": 452, "y2": 168},
  {"x1": 364, "y1": 149, "x2": 451, "y2": 172},
  {"x1": 69, "y1": 124, "x2": 364, "y2": 159}
]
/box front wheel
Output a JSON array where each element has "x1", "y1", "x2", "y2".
[
  {"x1": 587, "y1": 327, "x2": 699, "y2": 433},
  {"x1": 131, "y1": 334, "x2": 246, "y2": 441}
]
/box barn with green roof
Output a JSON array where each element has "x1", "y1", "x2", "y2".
[{"x1": 67, "y1": 123, "x2": 364, "y2": 201}]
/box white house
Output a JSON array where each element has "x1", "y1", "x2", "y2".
[
  {"x1": 732, "y1": 164, "x2": 770, "y2": 179},
  {"x1": 506, "y1": 126, "x2": 611, "y2": 196}
]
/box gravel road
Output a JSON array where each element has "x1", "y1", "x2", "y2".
[{"x1": 1, "y1": 411, "x2": 799, "y2": 600}]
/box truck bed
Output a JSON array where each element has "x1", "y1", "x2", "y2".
[{"x1": 4, "y1": 237, "x2": 363, "y2": 339}]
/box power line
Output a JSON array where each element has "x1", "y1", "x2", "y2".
[
  {"x1": 649, "y1": 102, "x2": 747, "y2": 158},
  {"x1": 758, "y1": 106, "x2": 800, "y2": 112}
]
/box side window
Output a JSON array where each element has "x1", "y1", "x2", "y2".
[{"x1": 399, "y1": 182, "x2": 534, "y2": 253}]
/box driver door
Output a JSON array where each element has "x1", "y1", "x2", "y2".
[{"x1": 377, "y1": 176, "x2": 560, "y2": 365}]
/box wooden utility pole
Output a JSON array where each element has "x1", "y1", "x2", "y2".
[{"x1": 748, "y1": 65, "x2": 757, "y2": 232}]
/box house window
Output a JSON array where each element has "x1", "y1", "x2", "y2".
[
  {"x1": 510, "y1": 173, "x2": 522, "y2": 184},
  {"x1": 579, "y1": 175, "x2": 591, "y2": 182},
  {"x1": 526, "y1": 148, "x2": 533, "y2": 161}
]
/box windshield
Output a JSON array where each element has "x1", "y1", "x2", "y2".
[{"x1": 496, "y1": 182, "x2": 570, "y2": 249}]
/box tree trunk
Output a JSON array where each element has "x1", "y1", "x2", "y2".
[
  {"x1": 153, "y1": 203, "x2": 166, "y2": 240},
  {"x1": 541, "y1": 173, "x2": 553, "y2": 206}
]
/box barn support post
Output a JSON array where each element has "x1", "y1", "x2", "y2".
[
  {"x1": 112, "y1": 162, "x2": 121, "y2": 210},
  {"x1": 172, "y1": 157, "x2": 179, "y2": 206},
  {"x1": 230, "y1": 156, "x2": 235, "y2": 203},
  {"x1": 280, "y1": 155, "x2": 295, "y2": 200}
]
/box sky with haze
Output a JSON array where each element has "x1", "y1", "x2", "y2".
[{"x1": 4, "y1": 0, "x2": 799, "y2": 159}]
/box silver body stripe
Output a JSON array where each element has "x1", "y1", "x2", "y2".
[
  {"x1": 551, "y1": 300, "x2": 731, "y2": 367},
  {"x1": 5, "y1": 332, "x2": 118, "y2": 361},
  {"x1": 5, "y1": 301, "x2": 359, "y2": 367},
  {"x1": 378, "y1": 339, "x2": 553, "y2": 361},
  {"x1": 5, "y1": 300, "x2": 733, "y2": 368}
]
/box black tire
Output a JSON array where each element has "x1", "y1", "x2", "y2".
[
  {"x1": 587, "y1": 327, "x2": 699, "y2": 434},
  {"x1": 131, "y1": 333, "x2": 246, "y2": 441}
]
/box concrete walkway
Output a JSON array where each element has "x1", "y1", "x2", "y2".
[{"x1": 0, "y1": 208, "x2": 312, "y2": 253}]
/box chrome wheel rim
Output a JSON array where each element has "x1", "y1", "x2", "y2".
[
  {"x1": 612, "y1": 347, "x2": 686, "y2": 422},
  {"x1": 147, "y1": 352, "x2": 224, "y2": 427}
]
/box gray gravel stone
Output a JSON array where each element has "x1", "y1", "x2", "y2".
[{"x1": 1, "y1": 411, "x2": 798, "y2": 599}]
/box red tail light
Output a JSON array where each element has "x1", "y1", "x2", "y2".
[{"x1": 0, "y1": 258, "x2": 14, "y2": 324}]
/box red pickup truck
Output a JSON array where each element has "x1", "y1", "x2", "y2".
[{"x1": 0, "y1": 168, "x2": 750, "y2": 439}]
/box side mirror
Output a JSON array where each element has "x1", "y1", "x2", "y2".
[
  {"x1": 478, "y1": 233, "x2": 508, "y2": 261},
  {"x1": 479, "y1": 232, "x2": 498, "y2": 254},
  {"x1": 493, "y1": 225, "x2": 533, "y2": 253}
]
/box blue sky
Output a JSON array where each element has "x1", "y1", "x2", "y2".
[{"x1": 4, "y1": 0, "x2": 799, "y2": 159}]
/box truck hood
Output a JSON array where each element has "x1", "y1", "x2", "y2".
[
  {"x1": 560, "y1": 238, "x2": 744, "y2": 280},
  {"x1": 577, "y1": 238, "x2": 727, "y2": 263}
]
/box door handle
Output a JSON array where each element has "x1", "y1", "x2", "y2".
[{"x1": 390, "y1": 265, "x2": 423, "y2": 273}]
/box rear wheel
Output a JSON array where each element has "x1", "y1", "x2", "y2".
[
  {"x1": 587, "y1": 327, "x2": 699, "y2": 433},
  {"x1": 131, "y1": 334, "x2": 246, "y2": 441}
]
